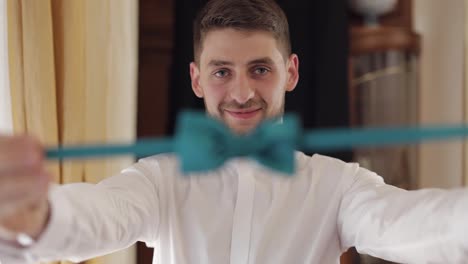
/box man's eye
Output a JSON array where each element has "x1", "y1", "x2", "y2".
[
  {"x1": 253, "y1": 67, "x2": 269, "y2": 75},
  {"x1": 214, "y1": 70, "x2": 229, "y2": 78}
]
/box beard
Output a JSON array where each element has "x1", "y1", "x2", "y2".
[{"x1": 203, "y1": 98, "x2": 285, "y2": 134}]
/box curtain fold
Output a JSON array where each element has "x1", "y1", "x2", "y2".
[
  {"x1": 413, "y1": 0, "x2": 465, "y2": 188},
  {"x1": 52, "y1": 0, "x2": 86, "y2": 185},
  {"x1": 6, "y1": 0, "x2": 138, "y2": 263},
  {"x1": 9, "y1": 0, "x2": 61, "y2": 182},
  {"x1": 0, "y1": 0, "x2": 12, "y2": 134}
]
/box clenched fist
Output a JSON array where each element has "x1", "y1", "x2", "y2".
[{"x1": 0, "y1": 135, "x2": 51, "y2": 241}]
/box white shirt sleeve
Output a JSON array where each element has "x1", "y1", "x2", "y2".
[
  {"x1": 338, "y1": 165, "x2": 468, "y2": 263},
  {"x1": 0, "y1": 157, "x2": 161, "y2": 263}
]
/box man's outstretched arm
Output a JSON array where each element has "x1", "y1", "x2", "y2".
[
  {"x1": 338, "y1": 164, "x2": 468, "y2": 263},
  {"x1": 0, "y1": 135, "x2": 161, "y2": 263}
]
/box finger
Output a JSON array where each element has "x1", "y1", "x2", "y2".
[
  {"x1": 0, "y1": 169, "x2": 50, "y2": 207},
  {"x1": 0, "y1": 158, "x2": 44, "y2": 182},
  {"x1": 0, "y1": 186, "x2": 48, "y2": 218}
]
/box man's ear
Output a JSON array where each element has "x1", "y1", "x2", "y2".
[
  {"x1": 190, "y1": 62, "x2": 204, "y2": 98},
  {"x1": 285, "y1": 54, "x2": 299, "y2": 92}
]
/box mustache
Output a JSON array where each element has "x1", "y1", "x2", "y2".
[{"x1": 219, "y1": 99, "x2": 267, "y2": 110}]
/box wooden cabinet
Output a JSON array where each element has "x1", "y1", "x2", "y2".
[
  {"x1": 137, "y1": 0, "x2": 174, "y2": 139},
  {"x1": 137, "y1": 1, "x2": 174, "y2": 263}
]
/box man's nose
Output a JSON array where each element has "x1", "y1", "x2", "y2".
[{"x1": 229, "y1": 74, "x2": 255, "y2": 104}]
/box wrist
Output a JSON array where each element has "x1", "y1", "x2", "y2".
[
  {"x1": 0, "y1": 199, "x2": 50, "y2": 244},
  {"x1": 0, "y1": 227, "x2": 35, "y2": 247}
]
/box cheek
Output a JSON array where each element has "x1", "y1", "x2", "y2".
[
  {"x1": 256, "y1": 78, "x2": 285, "y2": 105},
  {"x1": 202, "y1": 82, "x2": 227, "y2": 107}
]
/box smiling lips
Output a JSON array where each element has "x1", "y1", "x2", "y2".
[{"x1": 224, "y1": 108, "x2": 262, "y2": 119}]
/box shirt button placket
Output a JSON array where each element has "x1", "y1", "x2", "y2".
[{"x1": 230, "y1": 160, "x2": 256, "y2": 264}]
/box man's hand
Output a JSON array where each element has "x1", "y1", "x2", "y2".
[{"x1": 0, "y1": 135, "x2": 51, "y2": 241}]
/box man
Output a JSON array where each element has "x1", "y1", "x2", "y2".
[{"x1": 1, "y1": 0, "x2": 468, "y2": 263}]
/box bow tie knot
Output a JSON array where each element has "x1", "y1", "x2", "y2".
[{"x1": 174, "y1": 111, "x2": 300, "y2": 175}]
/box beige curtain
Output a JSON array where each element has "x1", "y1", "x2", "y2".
[
  {"x1": 413, "y1": 0, "x2": 465, "y2": 188},
  {"x1": 0, "y1": 0, "x2": 13, "y2": 134},
  {"x1": 6, "y1": 0, "x2": 138, "y2": 263}
]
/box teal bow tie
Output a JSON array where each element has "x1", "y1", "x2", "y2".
[{"x1": 46, "y1": 110, "x2": 468, "y2": 174}]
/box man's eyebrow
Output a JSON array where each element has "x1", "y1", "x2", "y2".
[
  {"x1": 207, "y1": 60, "x2": 234, "y2": 67},
  {"x1": 248, "y1": 57, "x2": 275, "y2": 65},
  {"x1": 207, "y1": 57, "x2": 276, "y2": 67}
]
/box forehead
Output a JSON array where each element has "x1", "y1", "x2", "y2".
[{"x1": 199, "y1": 29, "x2": 285, "y2": 67}]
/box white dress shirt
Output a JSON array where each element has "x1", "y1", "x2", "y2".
[{"x1": 1, "y1": 152, "x2": 468, "y2": 263}]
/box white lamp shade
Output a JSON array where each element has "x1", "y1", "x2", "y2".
[{"x1": 349, "y1": 0, "x2": 398, "y2": 17}]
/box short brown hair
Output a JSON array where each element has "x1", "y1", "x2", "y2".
[{"x1": 193, "y1": 0, "x2": 291, "y2": 63}]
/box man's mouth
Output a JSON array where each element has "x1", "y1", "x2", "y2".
[{"x1": 224, "y1": 108, "x2": 262, "y2": 119}]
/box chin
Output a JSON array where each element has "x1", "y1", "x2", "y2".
[
  {"x1": 227, "y1": 121, "x2": 262, "y2": 135},
  {"x1": 231, "y1": 126, "x2": 254, "y2": 135}
]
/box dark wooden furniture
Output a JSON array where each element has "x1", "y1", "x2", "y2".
[{"x1": 137, "y1": 0, "x2": 174, "y2": 263}]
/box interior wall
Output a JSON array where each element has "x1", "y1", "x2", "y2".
[
  {"x1": 413, "y1": 0, "x2": 465, "y2": 188},
  {"x1": 0, "y1": 0, "x2": 12, "y2": 134}
]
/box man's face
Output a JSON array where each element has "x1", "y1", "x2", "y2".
[{"x1": 190, "y1": 29, "x2": 299, "y2": 134}]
